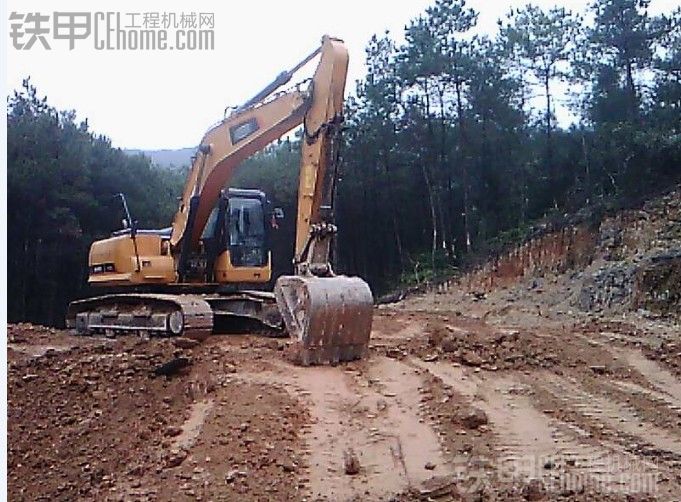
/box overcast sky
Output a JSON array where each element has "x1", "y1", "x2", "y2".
[{"x1": 7, "y1": 0, "x2": 678, "y2": 150}]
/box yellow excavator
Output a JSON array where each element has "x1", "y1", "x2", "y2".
[{"x1": 67, "y1": 35, "x2": 373, "y2": 365}]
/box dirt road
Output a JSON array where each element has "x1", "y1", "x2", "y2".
[{"x1": 8, "y1": 297, "x2": 681, "y2": 501}]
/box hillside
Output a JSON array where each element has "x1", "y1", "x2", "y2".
[{"x1": 405, "y1": 186, "x2": 681, "y2": 329}]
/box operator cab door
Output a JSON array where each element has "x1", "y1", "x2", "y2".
[
  {"x1": 228, "y1": 195, "x2": 268, "y2": 267},
  {"x1": 207, "y1": 188, "x2": 272, "y2": 284}
]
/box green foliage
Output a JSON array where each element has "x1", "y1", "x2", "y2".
[
  {"x1": 500, "y1": 5, "x2": 581, "y2": 91},
  {"x1": 584, "y1": 0, "x2": 677, "y2": 122},
  {"x1": 7, "y1": 79, "x2": 183, "y2": 326},
  {"x1": 397, "y1": 250, "x2": 459, "y2": 289},
  {"x1": 650, "y1": 12, "x2": 681, "y2": 130},
  {"x1": 336, "y1": 0, "x2": 681, "y2": 294}
]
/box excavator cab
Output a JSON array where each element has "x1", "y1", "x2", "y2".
[{"x1": 202, "y1": 188, "x2": 273, "y2": 284}]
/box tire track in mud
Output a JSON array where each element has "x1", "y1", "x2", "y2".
[
  {"x1": 621, "y1": 349, "x2": 681, "y2": 408},
  {"x1": 575, "y1": 340, "x2": 681, "y2": 427},
  {"x1": 606, "y1": 379, "x2": 681, "y2": 417},
  {"x1": 412, "y1": 359, "x2": 666, "y2": 496},
  {"x1": 236, "y1": 357, "x2": 452, "y2": 500},
  {"x1": 170, "y1": 399, "x2": 215, "y2": 451},
  {"x1": 581, "y1": 337, "x2": 681, "y2": 414},
  {"x1": 538, "y1": 373, "x2": 681, "y2": 461}
]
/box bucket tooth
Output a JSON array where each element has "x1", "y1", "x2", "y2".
[{"x1": 274, "y1": 275, "x2": 373, "y2": 366}]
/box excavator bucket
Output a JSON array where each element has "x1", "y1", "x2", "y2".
[{"x1": 274, "y1": 275, "x2": 373, "y2": 365}]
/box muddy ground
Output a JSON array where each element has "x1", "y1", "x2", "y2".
[{"x1": 8, "y1": 298, "x2": 681, "y2": 501}]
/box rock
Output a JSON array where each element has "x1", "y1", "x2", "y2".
[
  {"x1": 441, "y1": 338, "x2": 458, "y2": 353},
  {"x1": 343, "y1": 448, "x2": 360, "y2": 475},
  {"x1": 173, "y1": 338, "x2": 201, "y2": 350},
  {"x1": 165, "y1": 449, "x2": 188, "y2": 468},
  {"x1": 261, "y1": 339, "x2": 280, "y2": 350},
  {"x1": 153, "y1": 357, "x2": 191, "y2": 377},
  {"x1": 91, "y1": 390, "x2": 106, "y2": 400},
  {"x1": 419, "y1": 475, "x2": 458, "y2": 498},
  {"x1": 225, "y1": 470, "x2": 237, "y2": 483},
  {"x1": 589, "y1": 365, "x2": 606, "y2": 375},
  {"x1": 462, "y1": 408, "x2": 488, "y2": 429},
  {"x1": 522, "y1": 479, "x2": 545, "y2": 501},
  {"x1": 280, "y1": 462, "x2": 296, "y2": 473},
  {"x1": 461, "y1": 350, "x2": 484, "y2": 367},
  {"x1": 424, "y1": 462, "x2": 436, "y2": 470},
  {"x1": 165, "y1": 425, "x2": 183, "y2": 437}
]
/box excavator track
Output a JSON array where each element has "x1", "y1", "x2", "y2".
[
  {"x1": 67, "y1": 291, "x2": 285, "y2": 340},
  {"x1": 67, "y1": 294, "x2": 214, "y2": 341},
  {"x1": 203, "y1": 291, "x2": 283, "y2": 333}
]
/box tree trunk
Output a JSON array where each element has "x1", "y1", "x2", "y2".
[
  {"x1": 392, "y1": 212, "x2": 404, "y2": 276},
  {"x1": 625, "y1": 59, "x2": 638, "y2": 121},
  {"x1": 436, "y1": 83, "x2": 452, "y2": 259},
  {"x1": 544, "y1": 73, "x2": 557, "y2": 209},
  {"x1": 419, "y1": 162, "x2": 438, "y2": 277},
  {"x1": 455, "y1": 80, "x2": 472, "y2": 254},
  {"x1": 544, "y1": 74, "x2": 553, "y2": 176},
  {"x1": 423, "y1": 78, "x2": 439, "y2": 275},
  {"x1": 582, "y1": 134, "x2": 590, "y2": 205}
]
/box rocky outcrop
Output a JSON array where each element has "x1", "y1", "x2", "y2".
[{"x1": 454, "y1": 187, "x2": 681, "y2": 318}]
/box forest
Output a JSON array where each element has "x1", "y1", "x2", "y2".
[{"x1": 7, "y1": 0, "x2": 681, "y2": 326}]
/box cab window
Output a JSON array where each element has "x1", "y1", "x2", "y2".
[{"x1": 228, "y1": 197, "x2": 267, "y2": 267}]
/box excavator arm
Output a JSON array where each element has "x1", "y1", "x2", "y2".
[
  {"x1": 171, "y1": 36, "x2": 346, "y2": 264},
  {"x1": 169, "y1": 91, "x2": 308, "y2": 251},
  {"x1": 273, "y1": 37, "x2": 373, "y2": 365}
]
